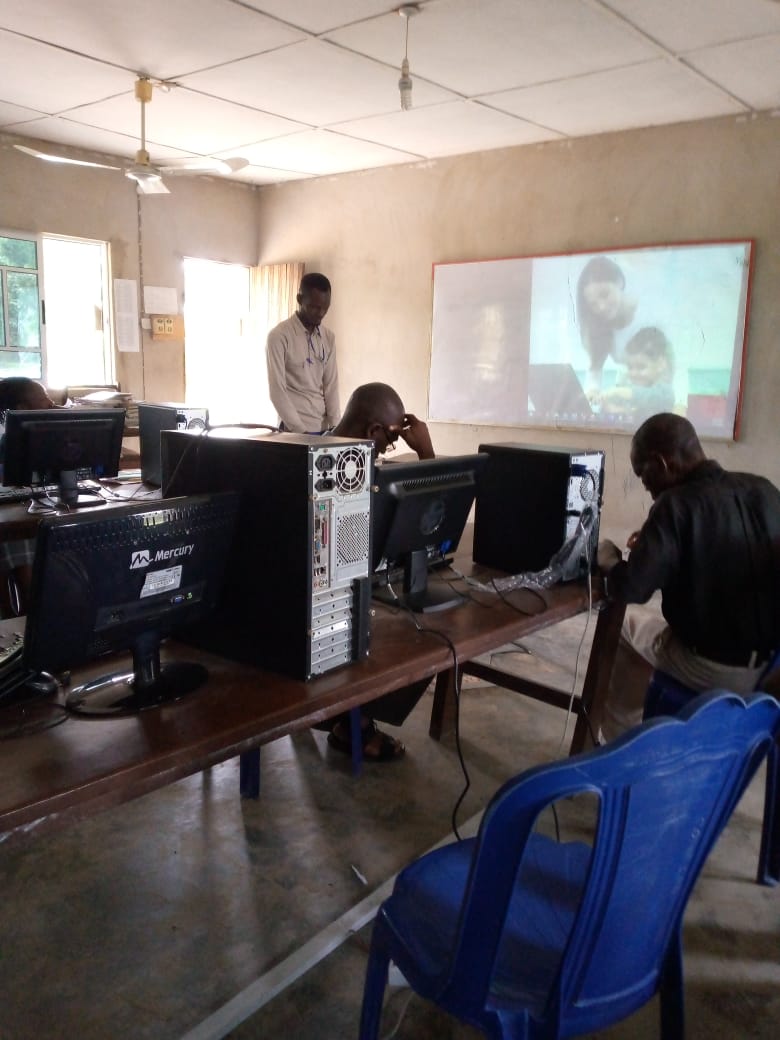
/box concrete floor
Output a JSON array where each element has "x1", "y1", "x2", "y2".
[{"x1": 1, "y1": 610, "x2": 779, "y2": 1039}]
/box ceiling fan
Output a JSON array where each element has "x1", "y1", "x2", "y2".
[{"x1": 14, "y1": 76, "x2": 249, "y2": 195}]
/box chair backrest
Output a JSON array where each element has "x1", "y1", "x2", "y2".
[{"x1": 444, "y1": 691, "x2": 780, "y2": 1035}]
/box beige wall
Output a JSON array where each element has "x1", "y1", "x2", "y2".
[
  {"x1": 2, "y1": 114, "x2": 778, "y2": 542},
  {"x1": 255, "y1": 113, "x2": 780, "y2": 542},
  {"x1": 0, "y1": 136, "x2": 258, "y2": 402}
]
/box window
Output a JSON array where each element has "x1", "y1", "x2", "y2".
[
  {"x1": 41, "y1": 235, "x2": 114, "y2": 389},
  {"x1": 0, "y1": 232, "x2": 43, "y2": 378},
  {"x1": 183, "y1": 257, "x2": 274, "y2": 425},
  {"x1": 0, "y1": 231, "x2": 114, "y2": 388}
]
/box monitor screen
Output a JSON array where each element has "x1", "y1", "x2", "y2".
[
  {"x1": 2, "y1": 407, "x2": 126, "y2": 507},
  {"x1": 23, "y1": 491, "x2": 239, "y2": 715},
  {"x1": 371, "y1": 453, "x2": 488, "y2": 613}
]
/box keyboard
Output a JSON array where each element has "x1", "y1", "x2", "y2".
[
  {"x1": 0, "y1": 486, "x2": 37, "y2": 504},
  {"x1": 0, "y1": 482, "x2": 103, "y2": 505}
]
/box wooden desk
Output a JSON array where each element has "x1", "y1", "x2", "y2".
[
  {"x1": 453, "y1": 592, "x2": 624, "y2": 754},
  {"x1": 0, "y1": 577, "x2": 617, "y2": 847},
  {"x1": 0, "y1": 481, "x2": 160, "y2": 540}
]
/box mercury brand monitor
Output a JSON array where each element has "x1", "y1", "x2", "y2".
[
  {"x1": 2, "y1": 407, "x2": 126, "y2": 507},
  {"x1": 23, "y1": 492, "x2": 239, "y2": 715},
  {"x1": 371, "y1": 453, "x2": 488, "y2": 613}
]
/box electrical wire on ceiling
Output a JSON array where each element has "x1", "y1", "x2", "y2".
[{"x1": 397, "y1": 4, "x2": 419, "y2": 111}]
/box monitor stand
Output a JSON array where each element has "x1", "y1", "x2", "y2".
[
  {"x1": 49, "y1": 470, "x2": 106, "y2": 509},
  {"x1": 372, "y1": 549, "x2": 465, "y2": 614},
  {"x1": 66, "y1": 631, "x2": 208, "y2": 716}
]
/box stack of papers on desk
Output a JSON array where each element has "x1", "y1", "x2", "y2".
[
  {"x1": 71, "y1": 391, "x2": 137, "y2": 428},
  {"x1": 71, "y1": 390, "x2": 133, "y2": 407}
]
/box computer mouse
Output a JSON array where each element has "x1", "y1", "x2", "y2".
[{"x1": 23, "y1": 671, "x2": 59, "y2": 697}]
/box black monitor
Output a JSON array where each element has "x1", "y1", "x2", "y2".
[
  {"x1": 371, "y1": 453, "x2": 488, "y2": 613},
  {"x1": 23, "y1": 492, "x2": 239, "y2": 715},
  {"x1": 2, "y1": 407, "x2": 126, "y2": 507}
]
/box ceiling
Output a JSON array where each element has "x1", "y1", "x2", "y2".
[{"x1": 1, "y1": 0, "x2": 779, "y2": 187}]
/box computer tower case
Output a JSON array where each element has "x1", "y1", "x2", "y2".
[
  {"x1": 161, "y1": 430, "x2": 373, "y2": 679},
  {"x1": 473, "y1": 443, "x2": 605, "y2": 577},
  {"x1": 138, "y1": 402, "x2": 209, "y2": 486}
]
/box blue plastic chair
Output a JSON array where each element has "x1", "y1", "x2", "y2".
[
  {"x1": 645, "y1": 658, "x2": 780, "y2": 886},
  {"x1": 359, "y1": 692, "x2": 780, "y2": 1040}
]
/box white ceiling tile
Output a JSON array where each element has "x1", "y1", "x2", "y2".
[
  {"x1": 0, "y1": 100, "x2": 47, "y2": 127},
  {"x1": 485, "y1": 60, "x2": 746, "y2": 138},
  {"x1": 335, "y1": 100, "x2": 559, "y2": 158},
  {"x1": 63, "y1": 87, "x2": 306, "y2": 157},
  {"x1": 606, "y1": 0, "x2": 780, "y2": 53},
  {"x1": 0, "y1": 0, "x2": 306, "y2": 80},
  {"x1": 0, "y1": 0, "x2": 777, "y2": 184},
  {"x1": 237, "y1": 129, "x2": 421, "y2": 176},
  {"x1": 0, "y1": 31, "x2": 131, "y2": 112},
  {"x1": 238, "y1": 0, "x2": 397, "y2": 36},
  {"x1": 325, "y1": 0, "x2": 658, "y2": 96},
  {"x1": 684, "y1": 35, "x2": 780, "y2": 111},
  {"x1": 180, "y1": 39, "x2": 454, "y2": 126}
]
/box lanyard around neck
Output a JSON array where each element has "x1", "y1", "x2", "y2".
[{"x1": 305, "y1": 327, "x2": 325, "y2": 364}]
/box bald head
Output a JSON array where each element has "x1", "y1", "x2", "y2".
[
  {"x1": 631, "y1": 412, "x2": 706, "y2": 498},
  {"x1": 333, "y1": 382, "x2": 406, "y2": 455}
]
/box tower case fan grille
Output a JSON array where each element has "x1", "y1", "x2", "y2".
[
  {"x1": 336, "y1": 510, "x2": 370, "y2": 567},
  {"x1": 335, "y1": 447, "x2": 368, "y2": 494}
]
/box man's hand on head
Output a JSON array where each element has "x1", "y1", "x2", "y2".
[
  {"x1": 597, "y1": 539, "x2": 623, "y2": 574},
  {"x1": 397, "y1": 413, "x2": 435, "y2": 460}
]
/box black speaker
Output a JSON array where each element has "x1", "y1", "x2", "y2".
[
  {"x1": 473, "y1": 443, "x2": 604, "y2": 577},
  {"x1": 138, "y1": 402, "x2": 209, "y2": 486}
]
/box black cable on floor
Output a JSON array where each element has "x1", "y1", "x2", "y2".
[{"x1": 375, "y1": 587, "x2": 470, "y2": 841}]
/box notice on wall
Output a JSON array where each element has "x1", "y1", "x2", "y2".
[
  {"x1": 143, "y1": 285, "x2": 178, "y2": 315},
  {"x1": 113, "y1": 278, "x2": 140, "y2": 353}
]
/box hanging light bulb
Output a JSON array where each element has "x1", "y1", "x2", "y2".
[
  {"x1": 397, "y1": 5, "x2": 419, "y2": 111},
  {"x1": 399, "y1": 56, "x2": 413, "y2": 111}
]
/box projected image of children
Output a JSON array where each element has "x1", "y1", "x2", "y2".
[{"x1": 594, "y1": 326, "x2": 674, "y2": 423}]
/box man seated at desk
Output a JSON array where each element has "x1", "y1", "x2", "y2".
[
  {"x1": 596, "y1": 411, "x2": 780, "y2": 740},
  {"x1": 0, "y1": 377, "x2": 57, "y2": 616},
  {"x1": 325, "y1": 381, "x2": 435, "y2": 761}
]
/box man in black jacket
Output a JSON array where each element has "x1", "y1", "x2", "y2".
[{"x1": 597, "y1": 412, "x2": 780, "y2": 740}]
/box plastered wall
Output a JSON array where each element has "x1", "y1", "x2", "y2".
[
  {"x1": 0, "y1": 137, "x2": 259, "y2": 402},
  {"x1": 255, "y1": 112, "x2": 780, "y2": 542}
]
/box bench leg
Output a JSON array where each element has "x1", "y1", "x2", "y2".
[
  {"x1": 239, "y1": 748, "x2": 261, "y2": 799},
  {"x1": 758, "y1": 739, "x2": 780, "y2": 886},
  {"x1": 350, "y1": 706, "x2": 363, "y2": 775}
]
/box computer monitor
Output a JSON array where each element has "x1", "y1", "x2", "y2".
[
  {"x1": 371, "y1": 453, "x2": 488, "y2": 613},
  {"x1": 2, "y1": 407, "x2": 126, "y2": 507},
  {"x1": 22, "y1": 491, "x2": 239, "y2": 715}
]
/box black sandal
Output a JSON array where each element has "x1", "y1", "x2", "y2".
[{"x1": 327, "y1": 718, "x2": 405, "y2": 762}]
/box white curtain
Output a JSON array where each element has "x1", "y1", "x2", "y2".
[{"x1": 248, "y1": 261, "x2": 304, "y2": 426}]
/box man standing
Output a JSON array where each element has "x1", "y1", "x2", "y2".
[
  {"x1": 266, "y1": 272, "x2": 340, "y2": 433},
  {"x1": 597, "y1": 412, "x2": 780, "y2": 740}
]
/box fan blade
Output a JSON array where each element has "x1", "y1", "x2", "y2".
[
  {"x1": 135, "y1": 177, "x2": 170, "y2": 195},
  {"x1": 222, "y1": 157, "x2": 249, "y2": 173},
  {"x1": 124, "y1": 163, "x2": 170, "y2": 194},
  {"x1": 159, "y1": 156, "x2": 249, "y2": 176},
  {"x1": 14, "y1": 143, "x2": 121, "y2": 171}
]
